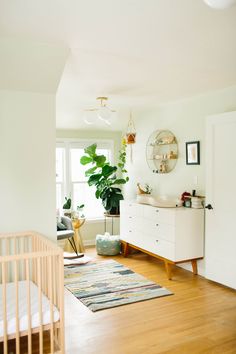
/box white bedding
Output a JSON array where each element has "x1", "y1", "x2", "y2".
[{"x1": 0, "y1": 280, "x2": 60, "y2": 336}]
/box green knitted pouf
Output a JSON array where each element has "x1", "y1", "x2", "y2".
[{"x1": 96, "y1": 233, "x2": 121, "y2": 256}]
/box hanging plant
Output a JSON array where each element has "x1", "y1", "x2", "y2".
[{"x1": 126, "y1": 111, "x2": 136, "y2": 144}]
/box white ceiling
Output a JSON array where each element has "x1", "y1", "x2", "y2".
[{"x1": 0, "y1": 0, "x2": 236, "y2": 131}]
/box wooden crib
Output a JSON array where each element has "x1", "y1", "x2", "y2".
[{"x1": 0, "y1": 231, "x2": 65, "y2": 354}]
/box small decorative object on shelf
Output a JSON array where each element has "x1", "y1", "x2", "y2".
[
  {"x1": 181, "y1": 191, "x2": 191, "y2": 207},
  {"x1": 146, "y1": 130, "x2": 178, "y2": 174},
  {"x1": 159, "y1": 161, "x2": 167, "y2": 173},
  {"x1": 181, "y1": 191, "x2": 205, "y2": 208},
  {"x1": 137, "y1": 182, "x2": 152, "y2": 195},
  {"x1": 191, "y1": 197, "x2": 203, "y2": 209}
]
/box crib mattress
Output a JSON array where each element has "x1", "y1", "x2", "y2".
[{"x1": 0, "y1": 280, "x2": 60, "y2": 337}]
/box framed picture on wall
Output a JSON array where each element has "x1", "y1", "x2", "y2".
[{"x1": 186, "y1": 141, "x2": 200, "y2": 165}]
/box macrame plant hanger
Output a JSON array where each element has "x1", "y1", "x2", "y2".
[{"x1": 125, "y1": 111, "x2": 136, "y2": 163}]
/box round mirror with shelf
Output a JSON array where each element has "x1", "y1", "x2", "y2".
[{"x1": 146, "y1": 130, "x2": 178, "y2": 173}]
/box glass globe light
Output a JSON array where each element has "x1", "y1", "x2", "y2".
[
  {"x1": 203, "y1": 0, "x2": 236, "y2": 9},
  {"x1": 97, "y1": 106, "x2": 112, "y2": 124},
  {"x1": 83, "y1": 110, "x2": 97, "y2": 125}
]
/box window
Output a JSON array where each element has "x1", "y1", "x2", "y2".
[{"x1": 56, "y1": 140, "x2": 113, "y2": 219}]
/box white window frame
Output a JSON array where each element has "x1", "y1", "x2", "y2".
[
  {"x1": 56, "y1": 138, "x2": 114, "y2": 220},
  {"x1": 56, "y1": 143, "x2": 66, "y2": 210}
]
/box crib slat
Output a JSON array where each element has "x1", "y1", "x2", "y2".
[
  {"x1": 59, "y1": 254, "x2": 65, "y2": 353},
  {"x1": 26, "y1": 259, "x2": 32, "y2": 354},
  {"x1": 13, "y1": 237, "x2": 16, "y2": 254},
  {"x1": 37, "y1": 257, "x2": 43, "y2": 354},
  {"x1": 5, "y1": 238, "x2": 9, "y2": 282},
  {"x1": 48, "y1": 255, "x2": 54, "y2": 353},
  {"x1": 22, "y1": 237, "x2": 26, "y2": 280},
  {"x1": 32, "y1": 235, "x2": 36, "y2": 282},
  {"x1": 53, "y1": 255, "x2": 56, "y2": 306},
  {"x1": 14, "y1": 260, "x2": 20, "y2": 354},
  {"x1": 2, "y1": 262, "x2": 8, "y2": 354}
]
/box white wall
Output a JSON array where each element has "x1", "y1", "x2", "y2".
[
  {"x1": 124, "y1": 85, "x2": 236, "y2": 200},
  {"x1": 123, "y1": 85, "x2": 236, "y2": 276},
  {"x1": 0, "y1": 90, "x2": 56, "y2": 240}
]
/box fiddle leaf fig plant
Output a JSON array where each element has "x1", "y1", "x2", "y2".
[{"x1": 80, "y1": 142, "x2": 128, "y2": 214}]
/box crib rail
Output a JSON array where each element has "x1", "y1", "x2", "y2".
[{"x1": 0, "y1": 231, "x2": 65, "y2": 354}]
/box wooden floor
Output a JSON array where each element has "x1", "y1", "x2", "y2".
[
  {"x1": 64, "y1": 248, "x2": 236, "y2": 354},
  {"x1": 7, "y1": 247, "x2": 236, "y2": 354}
]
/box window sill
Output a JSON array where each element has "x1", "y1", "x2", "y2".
[
  {"x1": 86, "y1": 217, "x2": 118, "y2": 224},
  {"x1": 86, "y1": 217, "x2": 105, "y2": 224}
]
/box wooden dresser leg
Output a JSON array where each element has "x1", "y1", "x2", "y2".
[
  {"x1": 164, "y1": 261, "x2": 172, "y2": 280},
  {"x1": 191, "y1": 259, "x2": 198, "y2": 275},
  {"x1": 123, "y1": 242, "x2": 129, "y2": 257}
]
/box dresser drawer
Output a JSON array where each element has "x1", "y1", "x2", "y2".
[
  {"x1": 143, "y1": 205, "x2": 176, "y2": 225},
  {"x1": 141, "y1": 218, "x2": 175, "y2": 243},
  {"x1": 121, "y1": 215, "x2": 143, "y2": 230},
  {"x1": 144, "y1": 237, "x2": 175, "y2": 261},
  {"x1": 120, "y1": 202, "x2": 143, "y2": 218},
  {"x1": 120, "y1": 228, "x2": 135, "y2": 243},
  {"x1": 120, "y1": 229, "x2": 143, "y2": 247}
]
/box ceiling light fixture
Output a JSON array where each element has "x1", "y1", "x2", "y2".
[
  {"x1": 84, "y1": 97, "x2": 116, "y2": 126},
  {"x1": 203, "y1": 0, "x2": 236, "y2": 9}
]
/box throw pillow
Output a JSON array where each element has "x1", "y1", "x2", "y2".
[{"x1": 57, "y1": 222, "x2": 67, "y2": 231}]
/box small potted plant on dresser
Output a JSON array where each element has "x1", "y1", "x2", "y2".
[{"x1": 80, "y1": 142, "x2": 128, "y2": 215}]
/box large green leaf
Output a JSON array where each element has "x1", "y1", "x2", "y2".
[
  {"x1": 80, "y1": 156, "x2": 93, "y2": 165},
  {"x1": 95, "y1": 189, "x2": 101, "y2": 199},
  {"x1": 88, "y1": 174, "x2": 102, "y2": 186},
  {"x1": 110, "y1": 187, "x2": 122, "y2": 193},
  {"x1": 102, "y1": 165, "x2": 117, "y2": 177},
  {"x1": 84, "y1": 144, "x2": 97, "y2": 157},
  {"x1": 112, "y1": 178, "x2": 126, "y2": 185},
  {"x1": 85, "y1": 166, "x2": 97, "y2": 176},
  {"x1": 94, "y1": 155, "x2": 106, "y2": 167},
  {"x1": 100, "y1": 188, "x2": 111, "y2": 199},
  {"x1": 111, "y1": 195, "x2": 123, "y2": 207},
  {"x1": 112, "y1": 193, "x2": 124, "y2": 200},
  {"x1": 102, "y1": 197, "x2": 112, "y2": 211}
]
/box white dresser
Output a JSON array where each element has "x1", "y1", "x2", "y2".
[{"x1": 120, "y1": 200, "x2": 204, "y2": 279}]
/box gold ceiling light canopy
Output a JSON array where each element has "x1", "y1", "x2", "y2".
[{"x1": 84, "y1": 96, "x2": 116, "y2": 125}]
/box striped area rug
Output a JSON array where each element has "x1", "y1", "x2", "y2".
[{"x1": 64, "y1": 259, "x2": 173, "y2": 312}]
